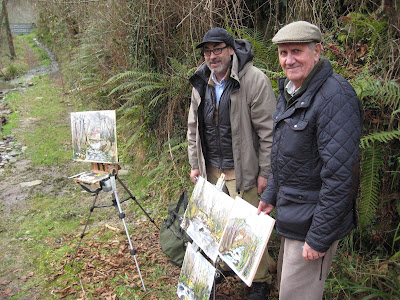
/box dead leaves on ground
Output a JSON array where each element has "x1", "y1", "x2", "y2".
[
  {"x1": 47, "y1": 221, "x2": 180, "y2": 298},
  {"x1": 44, "y1": 221, "x2": 249, "y2": 299}
]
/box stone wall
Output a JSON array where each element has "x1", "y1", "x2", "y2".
[{"x1": 6, "y1": 0, "x2": 38, "y2": 24}]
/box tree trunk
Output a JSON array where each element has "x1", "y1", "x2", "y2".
[{"x1": 1, "y1": 0, "x2": 15, "y2": 59}]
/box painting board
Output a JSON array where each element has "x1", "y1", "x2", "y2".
[
  {"x1": 181, "y1": 176, "x2": 234, "y2": 262},
  {"x1": 218, "y1": 196, "x2": 275, "y2": 286},
  {"x1": 71, "y1": 110, "x2": 118, "y2": 163},
  {"x1": 177, "y1": 243, "x2": 215, "y2": 300}
]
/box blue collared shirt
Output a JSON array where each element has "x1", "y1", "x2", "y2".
[{"x1": 212, "y1": 73, "x2": 226, "y2": 105}]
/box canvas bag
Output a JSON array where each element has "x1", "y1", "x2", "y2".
[{"x1": 160, "y1": 190, "x2": 192, "y2": 266}]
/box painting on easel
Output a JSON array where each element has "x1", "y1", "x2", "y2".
[{"x1": 71, "y1": 110, "x2": 118, "y2": 164}]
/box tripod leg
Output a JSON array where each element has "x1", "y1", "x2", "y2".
[
  {"x1": 71, "y1": 191, "x2": 100, "y2": 267},
  {"x1": 117, "y1": 176, "x2": 159, "y2": 230},
  {"x1": 110, "y1": 175, "x2": 146, "y2": 291}
]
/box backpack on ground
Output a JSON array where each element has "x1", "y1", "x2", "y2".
[{"x1": 160, "y1": 190, "x2": 192, "y2": 266}]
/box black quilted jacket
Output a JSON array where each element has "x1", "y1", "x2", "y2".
[{"x1": 260, "y1": 59, "x2": 363, "y2": 252}]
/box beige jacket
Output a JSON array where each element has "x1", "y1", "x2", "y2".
[{"x1": 187, "y1": 41, "x2": 276, "y2": 191}]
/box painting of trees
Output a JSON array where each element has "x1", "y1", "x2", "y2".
[
  {"x1": 70, "y1": 110, "x2": 118, "y2": 163},
  {"x1": 218, "y1": 197, "x2": 275, "y2": 286},
  {"x1": 177, "y1": 243, "x2": 215, "y2": 300}
]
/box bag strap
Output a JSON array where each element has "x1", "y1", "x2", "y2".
[
  {"x1": 78, "y1": 182, "x2": 102, "y2": 194},
  {"x1": 174, "y1": 190, "x2": 187, "y2": 213}
]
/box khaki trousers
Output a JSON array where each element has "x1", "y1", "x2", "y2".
[
  {"x1": 207, "y1": 171, "x2": 273, "y2": 284},
  {"x1": 277, "y1": 237, "x2": 339, "y2": 300}
]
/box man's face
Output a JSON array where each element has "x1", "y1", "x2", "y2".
[
  {"x1": 204, "y1": 42, "x2": 234, "y2": 79},
  {"x1": 278, "y1": 43, "x2": 321, "y2": 88}
]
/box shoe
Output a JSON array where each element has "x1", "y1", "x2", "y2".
[
  {"x1": 248, "y1": 282, "x2": 270, "y2": 300},
  {"x1": 214, "y1": 268, "x2": 235, "y2": 284}
]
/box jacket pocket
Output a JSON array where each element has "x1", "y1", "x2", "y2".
[{"x1": 276, "y1": 186, "x2": 319, "y2": 238}]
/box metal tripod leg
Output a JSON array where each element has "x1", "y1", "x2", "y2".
[
  {"x1": 110, "y1": 174, "x2": 146, "y2": 291},
  {"x1": 116, "y1": 176, "x2": 159, "y2": 230},
  {"x1": 71, "y1": 189, "x2": 101, "y2": 267}
]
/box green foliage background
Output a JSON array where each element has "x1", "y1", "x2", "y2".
[{"x1": 26, "y1": 0, "x2": 400, "y2": 298}]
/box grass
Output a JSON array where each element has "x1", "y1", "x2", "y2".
[
  {"x1": 0, "y1": 32, "x2": 48, "y2": 80},
  {"x1": 3, "y1": 77, "x2": 72, "y2": 166},
  {"x1": 1, "y1": 57, "x2": 180, "y2": 299}
]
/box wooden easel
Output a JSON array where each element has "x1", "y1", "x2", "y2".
[
  {"x1": 91, "y1": 162, "x2": 121, "y2": 175},
  {"x1": 72, "y1": 163, "x2": 121, "y2": 187}
]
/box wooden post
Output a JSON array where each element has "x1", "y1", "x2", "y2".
[{"x1": 1, "y1": 0, "x2": 16, "y2": 59}]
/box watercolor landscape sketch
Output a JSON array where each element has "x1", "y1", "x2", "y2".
[
  {"x1": 219, "y1": 197, "x2": 275, "y2": 286},
  {"x1": 177, "y1": 243, "x2": 215, "y2": 300},
  {"x1": 181, "y1": 176, "x2": 234, "y2": 262},
  {"x1": 180, "y1": 176, "x2": 275, "y2": 292},
  {"x1": 71, "y1": 110, "x2": 118, "y2": 164}
]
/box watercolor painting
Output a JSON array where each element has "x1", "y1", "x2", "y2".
[
  {"x1": 177, "y1": 243, "x2": 215, "y2": 300},
  {"x1": 218, "y1": 196, "x2": 275, "y2": 286},
  {"x1": 71, "y1": 110, "x2": 118, "y2": 163},
  {"x1": 181, "y1": 176, "x2": 234, "y2": 262}
]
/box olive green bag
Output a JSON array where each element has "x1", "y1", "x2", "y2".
[{"x1": 160, "y1": 190, "x2": 192, "y2": 266}]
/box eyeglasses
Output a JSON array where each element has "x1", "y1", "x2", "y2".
[{"x1": 202, "y1": 46, "x2": 228, "y2": 57}]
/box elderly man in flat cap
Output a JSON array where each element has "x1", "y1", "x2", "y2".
[
  {"x1": 258, "y1": 21, "x2": 363, "y2": 299},
  {"x1": 187, "y1": 27, "x2": 276, "y2": 299}
]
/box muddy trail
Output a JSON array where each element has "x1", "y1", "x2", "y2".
[{"x1": 0, "y1": 40, "x2": 257, "y2": 299}]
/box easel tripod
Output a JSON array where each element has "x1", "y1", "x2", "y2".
[{"x1": 71, "y1": 164, "x2": 159, "y2": 292}]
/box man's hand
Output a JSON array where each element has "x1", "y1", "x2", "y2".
[
  {"x1": 257, "y1": 176, "x2": 268, "y2": 194},
  {"x1": 190, "y1": 169, "x2": 200, "y2": 184},
  {"x1": 302, "y1": 242, "x2": 325, "y2": 261},
  {"x1": 257, "y1": 201, "x2": 275, "y2": 215}
]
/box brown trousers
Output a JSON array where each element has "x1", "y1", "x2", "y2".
[{"x1": 277, "y1": 237, "x2": 339, "y2": 300}]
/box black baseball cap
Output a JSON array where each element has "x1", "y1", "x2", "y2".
[{"x1": 196, "y1": 27, "x2": 235, "y2": 49}]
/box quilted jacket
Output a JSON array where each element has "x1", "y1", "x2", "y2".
[{"x1": 260, "y1": 59, "x2": 363, "y2": 253}]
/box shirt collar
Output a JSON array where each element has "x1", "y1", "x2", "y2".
[{"x1": 285, "y1": 80, "x2": 300, "y2": 96}]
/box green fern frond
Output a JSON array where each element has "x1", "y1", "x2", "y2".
[
  {"x1": 168, "y1": 57, "x2": 189, "y2": 76},
  {"x1": 148, "y1": 93, "x2": 167, "y2": 107},
  {"x1": 359, "y1": 145, "x2": 384, "y2": 230},
  {"x1": 130, "y1": 84, "x2": 165, "y2": 96},
  {"x1": 360, "y1": 129, "x2": 400, "y2": 149},
  {"x1": 106, "y1": 70, "x2": 143, "y2": 84},
  {"x1": 368, "y1": 79, "x2": 400, "y2": 110},
  {"x1": 109, "y1": 81, "x2": 138, "y2": 95}
]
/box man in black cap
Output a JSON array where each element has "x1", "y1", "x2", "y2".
[
  {"x1": 258, "y1": 21, "x2": 363, "y2": 299},
  {"x1": 187, "y1": 27, "x2": 276, "y2": 299}
]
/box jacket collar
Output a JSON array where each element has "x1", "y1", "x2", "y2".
[{"x1": 276, "y1": 59, "x2": 333, "y2": 121}]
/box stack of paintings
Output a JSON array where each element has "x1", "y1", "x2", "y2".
[{"x1": 178, "y1": 176, "x2": 275, "y2": 299}]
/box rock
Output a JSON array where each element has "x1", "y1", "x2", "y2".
[
  {"x1": 20, "y1": 180, "x2": 43, "y2": 187},
  {"x1": 118, "y1": 169, "x2": 129, "y2": 176},
  {"x1": 9, "y1": 151, "x2": 19, "y2": 157},
  {"x1": 8, "y1": 157, "x2": 17, "y2": 163}
]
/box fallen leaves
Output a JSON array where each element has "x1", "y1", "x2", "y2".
[{"x1": 41, "y1": 218, "x2": 251, "y2": 299}]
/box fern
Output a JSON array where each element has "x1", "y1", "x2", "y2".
[
  {"x1": 360, "y1": 129, "x2": 400, "y2": 149},
  {"x1": 359, "y1": 144, "x2": 384, "y2": 230},
  {"x1": 367, "y1": 79, "x2": 400, "y2": 110}
]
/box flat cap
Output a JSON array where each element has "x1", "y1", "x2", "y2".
[
  {"x1": 272, "y1": 21, "x2": 322, "y2": 44},
  {"x1": 196, "y1": 27, "x2": 235, "y2": 49}
]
